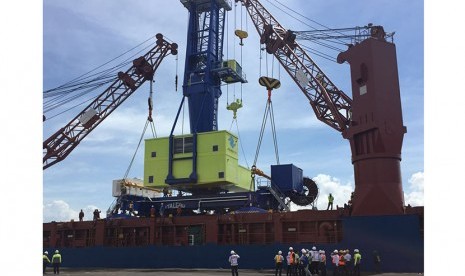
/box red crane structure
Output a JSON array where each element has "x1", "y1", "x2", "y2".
[
  {"x1": 236, "y1": 0, "x2": 406, "y2": 216},
  {"x1": 43, "y1": 34, "x2": 178, "y2": 170}
]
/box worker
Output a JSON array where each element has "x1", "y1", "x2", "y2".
[
  {"x1": 43, "y1": 251, "x2": 51, "y2": 274},
  {"x1": 159, "y1": 203, "x2": 165, "y2": 217},
  {"x1": 309, "y1": 246, "x2": 320, "y2": 275},
  {"x1": 344, "y1": 249, "x2": 352, "y2": 275},
  {"x1": 78, "y1": 209, "x2": 84, "y2": 221},
  {"x1": 338, "y1": 250, "x2": 346, "y2": 276},
  {"x1": 287, "y1": 247, "x2": 297, "y2": 276},
  {"x1": 353, "y1": 249, "x2": 362, "y2": 276},
  {"x1": 298, "y1": 249, "x2": 310, "y2": 276},
  {"x1": 293, "y1": 249, "x2": 300, "y2": 276},
  {"x1": 150, "y1": 205, "x2": 156, "y2": 218},
  {"x1": 286, "y1": 249, "x2": 293, "y2": 276},
  {"x1": 319, "y1": 250, "x2": 327, "y2": 276},
  {"x1": 274, "y1": 250, "x2": 284, "y2": 276},
  {"x1": 93, "y1": 209, "x2": 101, "y2": 221},
  {"x1": 331, "y1": 249, "x2": 339, "y2": 276},
  {"x1": 373, "y1": 250, "x2": 381, "y2": 274},
  {"x1": 128, "y1": 201, "x2": 135, "y2": 216},
  {"x1": 51, "y1": 250, "x2": 62, "y2": 274},
  {"x1": 327, "y1": 193, "x2": 334, "y2": 210},
  {"x1": 229, "y1": 250, "x2": 240, "y2": 276}
]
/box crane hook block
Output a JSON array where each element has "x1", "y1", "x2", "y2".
[
  {"x1": 226, "y1": 99, "x2": 243, "y2": 119},
  {"x1": 235, "y1": 29, "x2": 248, "y2": 46},
  {"x1": 259, "y1": 76, "x2": 281, "y2": 90}
]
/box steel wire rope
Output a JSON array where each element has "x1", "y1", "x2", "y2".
[
  {"x1": 269, "y1": 100, "x2": 279, "y2": 165},
  {"x1": 44, "y1": 41, "x2": 154, "y2": 111},
  {"x1": 44, "y1": 41, "x2": 156, "y2": 121},
  {"x1": 265, "y1": 0, "x2": 348, "y2": 44},
  {"x1": 263, "y1": 0, "x2": 351, "y2": 62},
  {"x1": 123, "y1": 119, "x2": 150, "y2": 180},
  {"x1": 44, "y1": 36, "x2": 155, "y2": 94}
]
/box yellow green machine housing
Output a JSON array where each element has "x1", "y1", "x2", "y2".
[{"x1": 144, "y1": 130, "x2": 251, "y2": 192}]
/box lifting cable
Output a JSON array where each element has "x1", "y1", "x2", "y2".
[
  {"x1": 44, "y1": 36, "x2": 156, "y2": 119},
  {"x1": 123, "y1": 79, "x2": 158, "y2": 180},
  {"x1": 253, "y1": 77, "x2": 282, "y2": 168}
]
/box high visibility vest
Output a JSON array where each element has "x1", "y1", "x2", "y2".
[
  {"x1": 275, "y1": 255, "x2": 283, "y2": 263},
  {"x1": 338, "y1": 255, "x2": 345, "y2": 266},
  {"x1": 328, "y1": 195, "x2": 334, "y2": 203}
]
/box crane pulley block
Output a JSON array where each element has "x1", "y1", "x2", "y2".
[
  {"x1": 133, "y1": 57, "x2": 154, "y2": 80},
  {"x1": 259, "y1": 76, "x2": 281, "y2": 90}
]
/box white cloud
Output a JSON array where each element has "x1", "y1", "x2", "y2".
[
  {"x1": 404, "y1": 171, "x2": 424, "y2": 206},
  {"x1": 43, "y1": 200, "x2": 104, "y2": 223}
]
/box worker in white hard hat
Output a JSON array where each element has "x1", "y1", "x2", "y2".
[
  {"x1": 51, "y1": 250, "x2": 62, "y2": 274},
  {"x1": 310, "y1": 246, "x2": 320, "y2": 275},
  {"x1": 43, "y1": 251, "x2": 51, "y2": 274},
  {"x1": 331, "y1": 250, "x2": 340, "y2": 276},
  {"x1": 343, "y1": 249, "x2": 352, "y2": 275},
  {"x1": 298, "y1": 248, "x2": 310, "y2": 276},
  {"x1": 274, "y1": 250, "x2": 284, "y2": 276},
  {"x1": 286, "y1": 249, "x2": 293, "y2": 276},
  {"x1": 353, "y1": 249, "x2": 362, "y2": 276},
  {"x1": 228, "y1": 250, "x2": 240, "y2": 276}
]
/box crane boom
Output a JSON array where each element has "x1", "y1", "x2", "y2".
[
  {"x1": 43, "y1": 34, "x2": 178, "y2": 170},
  {"x1": 235, "y1": 0, "x2": 352, "y2": 132}
]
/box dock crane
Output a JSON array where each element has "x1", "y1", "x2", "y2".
[
  {"x1": 43, "y1": 34, "x2": 178, "y2": 170},
  {"x1": 235, "y1": 0, "x2": 407, "y2": 216},
  {"x1": 43, "y1": 0, "x2": 406, "y2": 217}
]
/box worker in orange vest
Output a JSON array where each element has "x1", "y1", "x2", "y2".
[{"x1": 338, "y1": 250, "x2": 346, "y2": 276}]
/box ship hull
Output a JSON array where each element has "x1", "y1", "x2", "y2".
[{"x1": 44, "y1": 209, "x2": 423, "y2": 272}]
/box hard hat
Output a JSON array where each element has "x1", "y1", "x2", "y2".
[
  {"x1": 322, "y1": 250, "x2": 325, "y2": 253},
  {"x1": 289, "y1": 247, "x2": 293, "y2": 251},
  {"x1": 312, "y1": 246, "x2": 316, "y2": 250},
  {"x1": 301, "y1": 249, "x2": 307, "y2": 253},
  {"x1": 354, "y1": 249, "x2": 359, "y2": 253},
  {"x1": 334, "y1": 250, "x2": 338, "y2": 253},
  {"x1": 44, "y1": 251, "x2": 48, "y2": 254},
  {"x1": 55, "y1": 250, "x2": 59, "y2": 253},
  {"x1": 278, "y1": 250, "x2": 282, "y2": 255},
  {"x1": 319, "y1": 250, "x2": 323, "y2": 253},
  {"x1": 231, "y1": 250, "x2": 235, "y2": 254}
]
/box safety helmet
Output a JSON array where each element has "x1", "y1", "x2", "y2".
[
  {"x1": 278, "y1": 250, "x2": 282, "y2": 255},
  {"x1": 231, "y1": 250, "x2": 235, "y2": 254},
  {"x1": 354, "y1": 249, "x2": 359, "y2": 253},
  {"x1": 301, "y1": 249, "x2": 307, "y2": 254},
  {"x1": 322, "y1": 250, "x2": 325, "y2": 254},
  {"x1": 289, "y1": 247, "x2": 293, "y2": 251},
  {"x1": 334, "y1": 249, "x2": 338, "y2": 253},
  {"x1": 312, "y1": 246, "x2": 316, "y2": 250},
  {"x1": 319, "y1": 250, "x2": 323, "y2": 253},
  {"x1": 55, "y1": 250, "x2": 59, "y2": 253},
  {"x1": 44, "y1": 251, "x2": 48, "y2": 254}
]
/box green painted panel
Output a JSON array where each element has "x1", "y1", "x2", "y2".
[{"x1": 143, "y1": 131, "x2": 251, "y2": 192}]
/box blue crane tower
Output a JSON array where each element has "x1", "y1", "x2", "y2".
[
  {"x1": 166, "y1": 0, "x2": 246, "y2": 185},
  {"x1": 181, "y1": 0, "x2": 245, "y2": 133}
]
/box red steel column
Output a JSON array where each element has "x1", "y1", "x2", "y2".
[{"x1": 338, "y1": 37, "x2": 407, "y2": 216}]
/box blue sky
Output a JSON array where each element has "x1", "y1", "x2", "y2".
[{"x1": 41, "y1": 0, "x2": 425, "y2": 222}]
